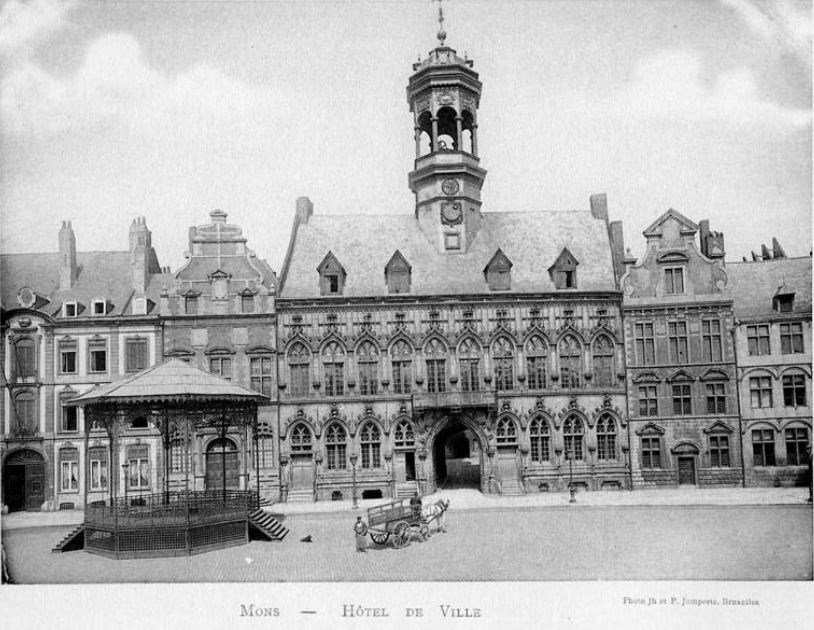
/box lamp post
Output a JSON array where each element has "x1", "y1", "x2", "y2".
[
  {"x1": 350, "y1": 452, "x2": 359, "y2": 509},
  {"x1": 122, "y1": 462, "x2": 130, "y2": 505},
  {"x1": 568, "y1": 442, "x2": 576, "y2": 504}
]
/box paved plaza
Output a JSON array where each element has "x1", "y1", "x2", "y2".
[{"x1": 2, "y1": 488, "x2": 811, "y2": 583}]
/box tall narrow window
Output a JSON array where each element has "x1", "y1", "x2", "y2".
[
  {"x1": 425, "y1": 339, "x2": 447, "y2": 394},
  {"x1": 325, "y1": 424, "x2": 347, "y2": 470},
  {"x1": 746, "y1": 325, "x2": 770, "y2": 356},
  {"x1": 185, "y1": 296, "x2": 198, "y2": 315},
  {"x1": 493, "y1": 337, "x2": 515, "y2": 392},
  {"x1": 88, "y1": 339, "x2": 107, "y2": 373},
  {"x1": 668, "y1": 322, "x2": 689, "y2": 364},
  {"x1": 525, "y1": 337, "x2": 547, "y2": 391},
  {"x1": 290, "y1": 424, "x2": 312, "y2": 453},
  {"x1": 241, "y1": 294, "x2": 255, "y2": 313},
  {"x1": 390, "y1": 341, "x2": 413, "y2": 395},
  {"x1": 750, "y1": 376, "x2": 773, "y2": 408},
  {"x1": 125, "y1": 338, "x2": 149, "y2": 372},
  {"x1": 641, "y1": 435, "x2": 661, "y2": 468},
  {"x1": 250, "y1": 356, "x2": 273, "y2": 397},
  {"x1": 709, "y1": 433, "x2": 730, "y2": 467},
  {"x1": 638, "y1": 385, "x2": 658, "y2": 416},
  {"x1": 780, "y1": 323, "x2": 804, "y2": 354},
  {"x1": 88, "y1": 447, "x2": 108, "y2": 491},
  {"x1": 60, "y1": 339, "x2": 77, "y2": 374},
  {"x1": 209, "y1": 356, "x2": 232, "y2": 381},
  {"x1": 14, "y1": 338, "x2": 36, "y2": 378},
  {"x1": 591, "y1": 336, "x2": 615, "y2": 387},
  {"x1": 701, "y1": 319, "x2": 723, "y2": 362},
  {"x1": 13, "y1": 391, "x2": 36, "y2": 435},
  {"x1": 169, "y1": 436, "x2": 184, "y2": 473},
  {"x1": 596, "y1": 415, "x2": 617, "y2": 461},
  {"x1": 782, "y1": 373, "x2": 806, "y2": 407},
  {"x1": 672, "y1": 384, "x2": 692, "y2": 415},
  {"x1": 664, "y1": 267, "x2": 685, "y2": 294},
  {"x1": 59, "y1": 448, "x2": 79, "y2": 492},
  {"x1": 752, "y1": 429, "x2": 776, "y2": 466},
  {"x1": 785, "y1": 427, "x2": 809, "y2": 466},
  {"x1": 705, "y1": 382, "x2": 726, "y2": 414},
  {"x1": 322, "y1": 342, "x2": 346, "y2": 397},
  {"x1": 634, "y1": 322, "x2": 655, "y2": 365},
  {"x1": 255, "y1": 422, "x2": 274, "y2": 468},
  {"x1": 60, "y1": 395, "x2": 78, "y2": 432},
  {"x1": 559, "y1": 335, "x2": 582, "y2": 389},
  {"x1": 458, "y1": 338, "x2": 481, "y2": 393},
  {"x1": 288, "y1": 343, "x2": 311, "y2": 397},
  {"x1": 563, "y1": 416, "x2": 584, "y2": 461},
  {"x1": 357, "y1": 342, "x2": 379, "y2": 396},
  {"x1": 127, "y1": 445, "x2": 150, "y2": 490},
  {"x1": 529, "y1": 418, "x2": 551, "y2": 462},
  {"x1": 360, "y1": 422, "x2": 381, "y2": 469}
]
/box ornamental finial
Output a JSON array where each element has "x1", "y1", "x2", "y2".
[{"x1": 434, "y1": 0, "x2": 447, "y2": 46}]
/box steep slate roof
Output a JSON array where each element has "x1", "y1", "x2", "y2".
[
  {"x1": 279, "y1": 211, "x2": 617, "y2": 298},
  {"x1": 68, "y1": 359, "x2": 267, "y2": 405},
  {"x1": 727, "y1": 257, "x2": 812, "y2": 320},
  {"x1": 0, "y1": 251, "x2": 171, "y2": 316}
]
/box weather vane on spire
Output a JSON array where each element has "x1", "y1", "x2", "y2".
[{"x1": 434, "y1": 0, "x2": 447, "y2": 46}]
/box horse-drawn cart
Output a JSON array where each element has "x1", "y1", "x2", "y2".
[{"x1": 365, "y1": 497, "x2": 426, "y2": 548}]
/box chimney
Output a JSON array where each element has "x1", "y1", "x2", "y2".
[
  {"x1": 58, "y1": 220, "x2": 77, "y2": 290},
  {"x1": 296, "y1": 197, "x2": 314, "y2": 225},
  {"x1": 772, "y1": 237, "x2": 786, "y2": 259},
  {"x1": 699, "y1": 219, "x2": 725, "y2": 259},
  {"x1": 130, "y1": 216, "x2": 151, "y2": 293},
  {"x1": 589, "y1": 193, "x2": 608, "y2": 222},
  {"x1": 761, "y1": 244, "x2": 772, "y2": 260},
  {"x1": 608, "y1": 220, "x2": 625, "y2": 283}
]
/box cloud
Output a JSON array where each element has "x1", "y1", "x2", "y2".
[
  {"x1": 570, "y1": 49, "x2": 811, "y2": 130},
  {"x1": 0, "y1": 0, "x2": 75, "y2": 59},
  {"x1": 720, "y1": 0, "x2": 812, "y2": 64}
]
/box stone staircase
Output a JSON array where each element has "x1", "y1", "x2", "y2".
[
  {"x1": 396, "y1": 481, "x2": 420, "y2": 498},
  {"x1": 247, "y1": 509, "x2": 289, "y2": 542},
  {"x1": 499, "y1": 478, "x2": 525, "y2": 496},
  {"x1": 286, "y1": 490, "x2": 314, "y2": 503},
  {"x1": 52, "y1": 524, "x2": 85, "y2": 553}
]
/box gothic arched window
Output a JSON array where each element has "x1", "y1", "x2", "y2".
[
  {"x1": 526, "y1": 336, "x2": 547, "y2": 391},
  {"x1": 325, "y1": 423, "x2": 347, "y2": 470},
  {"x1": 458, "y1": 338, "x2": 481, "y2": 392},
  {"x1": 390, "y1": 340, "x2": 413, "y2": 395},
  {"x1": 288, "y1": 342, "x2": 311, "y2": 397},
  {"x1": 290, "y1": 423, "x2": 313, "y2": 454},
  {"x1": 563, "y1": 415, "x2": 584, "y2": 461},
  {"x1": 357, "y1": 341, "x2": 379, "y2": 396},
  {"x1": 424, "y1": 339, "x2": 447, "y2": 394},
  {"x1": 493, "y1": 337, "x2": 515, "y2": 392},
  {"x1": 529, "y1": 417, "x2": 551, "y2": 462},
  {"x1": 394, "y1": 419, "x2": 415, "y2": 448},
  {"x1": 592, "y1": 335, "x2": 615, "y2": 388},
  {"x1": 496, "y1": 417, "x2": 518, "y2": 445},
  {"x1": 559, "y1": 336, "x2": 583, "y2": 389},
  {"x1": 322, "y1": 342, "x2": 345, "y2": 397},
  {"x1": 596, "y1": 414, "x2": 617, "y2": 461},
  {"x1": 360, "y1": 422, "x2": 381, "y2": 469}
]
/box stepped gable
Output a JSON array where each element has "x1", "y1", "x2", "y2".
[
  {"x1": 279, "y1": 209, "x2": 617, "y2": 298},
  {"x1": 727, "y1": 256, "x2": 812, "y2": 320}
]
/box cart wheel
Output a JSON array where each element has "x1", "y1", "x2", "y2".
[
  {"x1": 370, "y1": 532, "x2": 389, "y2": 546},
  {"x1": 392, "y1": 521, "x2": 410, "y2": 548}
]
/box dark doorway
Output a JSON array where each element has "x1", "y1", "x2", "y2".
[
  {"x1": 205, "y1": 438, "x2": 239, "y2": 491},
  {"x1": 432, "y1": 422, "x2": 481, "y2": 489},
  {"x1": 2, "y1": 449, "x2": 46, "y2": 512},
  {"x1": 678, "y1": 457, "x2": 696, "y2": 485}
]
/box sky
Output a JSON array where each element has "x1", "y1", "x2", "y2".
[{"x1": 0, "y1": 0, "x2": 811, "y2": 273}]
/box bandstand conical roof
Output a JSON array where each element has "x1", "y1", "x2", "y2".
[{"x1": 69, "y1": 359, "x2": 268, "y2": 405}]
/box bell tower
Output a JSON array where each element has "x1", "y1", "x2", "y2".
[{"x1": 407, "y1": 2, "x2": 487, "y2": 253}]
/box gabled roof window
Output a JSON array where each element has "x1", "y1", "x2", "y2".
[
  {"x1": 549, "y1": 247, "x2": 578, "y2": 289},
  {"x1": 484, "y1": 249, "x2": 512, "y2": 291},
  {"x1": 63, "y1": 301, "x2": 79, "y2": 317},
  {"x1": 92, "y1": 299, "x2": 107, "y2": 316},
  {"x1": 385, "y1": 250, "x2": 412, "y2": 294},
  {"x1": 317, "y1": 251, "x2": 346, "y2": 296}
]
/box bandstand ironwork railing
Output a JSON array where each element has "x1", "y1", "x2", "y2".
[{"x1": 69, "y1": 360, "x2": 268, "y2": 559}]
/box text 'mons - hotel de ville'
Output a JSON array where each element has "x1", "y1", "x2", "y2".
[{"x1": 1, "y1": 6, "x2": 810, "y2": 517}]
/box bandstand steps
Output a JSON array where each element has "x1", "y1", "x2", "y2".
[
  {"x1": 258, "y1": 496, "x2": 273, "y2": 507},
  {"x1": 52, "y1": 524, "x2": 85, "y2": 553},
  {"x1": 248, "y1": 509, "x2": 289, "y2": 542}
]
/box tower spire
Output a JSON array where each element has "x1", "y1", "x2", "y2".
[{"x1": 435, "y1": 0, "x2": 447, "y2": 46}]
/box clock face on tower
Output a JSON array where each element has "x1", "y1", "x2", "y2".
[
  {"x1": 441, "y1": 202, "x2": 463, "y2": 225},
  {"x1": 441, "y1": 178, "x2": 460, "y2": 196}
]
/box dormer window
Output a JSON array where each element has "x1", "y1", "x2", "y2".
[
  {"x1": 63, "y1": 301, "x2": 78, "y2": 317},
  {"x1": 185, "y1": 295, "x2": 198, "y2": 315},
  {"x1": 385, "y1": 250, "x2": 412, "y2": 294},
  {"x1": 773, "y1": 293, "x2": 794, "y2": 313},
  {"x1": 549, "y1": 248, "x2": 579, "y2": 289},
  {"x1": 92, "y1": 299, "x2": 107, "y2": 316},
  {"x1": 664, "y1": 267, "x2": 685, "y2": 294},
  {"x1": 317, "y1": 251, "x2": 346, "y2": 296},
  {"x1": 132, "y1": 297, "x2": 147, "y2": 315},
  {"x1": 484, "y1": 249, "x2": 512, "y2": 291}
]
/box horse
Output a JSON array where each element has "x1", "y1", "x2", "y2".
[{"x1": 421, "y1": 497, "x2": 450, "y2": 537}]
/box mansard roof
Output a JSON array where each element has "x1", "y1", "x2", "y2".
[
  {"x1": 727, "y1": 256, "x2": 812, "y2": 319},
  {"x1": 0, "y1": 251, "x2": 171, "y2": 317},
  {"x1": 279, "y1": 210, "x2": 617, "y2": 298}
]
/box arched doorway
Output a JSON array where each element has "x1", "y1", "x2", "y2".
[
  {"x1": 432, "y1": 421, "x2": 482, "y2": 490},
  {"x1": 205, "y1": 437, "x2": 239, "y2": 491},
  {"x1": 2, "y1": 449, "x2": 46, "y2": 512}
]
